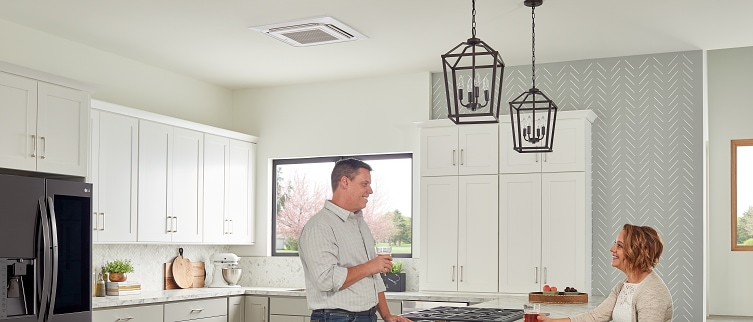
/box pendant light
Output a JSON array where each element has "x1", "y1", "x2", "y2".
[
  {"x1": 442, "y1": 0, "x2": 506, "y2": 125},
  {"x1": 509, "y1": 0, "x2": 558, "y2": 153}
]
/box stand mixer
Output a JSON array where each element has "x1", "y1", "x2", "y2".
[{"x1": 207, "y1": 253, "x2": 242, "y2": 288}]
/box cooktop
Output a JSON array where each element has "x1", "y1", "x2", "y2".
[{"x1": 401, "y1": 306, "x2": 524, "y2": 322}]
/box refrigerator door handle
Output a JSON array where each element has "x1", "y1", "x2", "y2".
[
  {"x1": 45, "y1": 197, "x2": 59, "y2": 322},
  {"x1": 37, "y1": 198, "x2": 51, "y2": 322}
]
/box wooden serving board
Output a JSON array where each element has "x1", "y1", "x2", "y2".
[
  {"x1": 164, "y1": 262, "x2": 206, "y2": 289},
  {"x1": 528, "y1": 292, "x2": 588, "y2": 304}
]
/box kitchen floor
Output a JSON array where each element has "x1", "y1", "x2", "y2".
[{"x1": 708, "y1": 316, "x2": 753, "y2": 321}]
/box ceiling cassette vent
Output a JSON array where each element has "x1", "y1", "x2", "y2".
[{"x1": 250, "y1": 16, "x2": 367, "y2": 47}]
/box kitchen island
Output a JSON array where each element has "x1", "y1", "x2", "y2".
[{"x1": 93, "y1": 287, "x2": 606, "y2": 320}]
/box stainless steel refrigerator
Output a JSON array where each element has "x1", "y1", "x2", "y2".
[{"x1": 1, "y1": 174, "x2": 92, "y2": 322}]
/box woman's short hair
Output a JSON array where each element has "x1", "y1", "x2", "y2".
[
  {"x1": 330, "y1": 158, "x2": 372, "y2": 192},
  {"x1": 622, "y1": 223, "x2": 664, "y2": 273}
]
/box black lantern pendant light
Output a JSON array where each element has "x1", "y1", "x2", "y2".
[
  {"x1": 442, "y1": 0, "x2": 506, "y2": 124},
  {"x1": 509, "y1": 0, "x2": 558, "y2": 153}
]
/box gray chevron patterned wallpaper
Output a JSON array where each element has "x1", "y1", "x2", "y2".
[{"x1": 432, "y1": 51, "x2": 703, "y2": 321}]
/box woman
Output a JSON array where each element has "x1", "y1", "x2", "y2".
[{"x1": 539, "y1": 224, "x2": 673, "y2": 322}]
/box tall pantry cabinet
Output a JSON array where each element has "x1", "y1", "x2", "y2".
[
  {"x1": 419, "y1": 120, "x2": 499, "y2": 292},
  {"x1": 498, "y1": 110, "x2": 596, "y2": 294}
]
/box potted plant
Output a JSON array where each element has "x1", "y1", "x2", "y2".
[
  {"x1": 104, "y1": 259, "x2": 134, "y2": 282},
  {"x1": 381, "y1": 261, "x2": 406, "y2": 292}
]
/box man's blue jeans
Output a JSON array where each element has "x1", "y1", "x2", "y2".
[{"x1": 310, "y1": 309, "x2": 378, "y2": 322}]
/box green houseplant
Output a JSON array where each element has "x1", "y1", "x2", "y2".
[
  {"x1": 104, "y1": 259, "x2": 134, "y2": 282},
  {"x1": 381, "y1": 261, "x2": 406, "y2": 292}
]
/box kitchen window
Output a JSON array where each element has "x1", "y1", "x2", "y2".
[
  {"x1": 272, "y1": 153, "x2": 413, "y2": 257},
  {"x1": 732, "y1": 139, "x2": 753, "y2": 251}
]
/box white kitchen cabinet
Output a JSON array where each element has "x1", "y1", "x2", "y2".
[
  {"x1": 498, "y1": 170, "x2": 591, "y2": 294},
  {"x1": 499, "y1": 110, "x2": 596, "y2": 174},
  {"x1": 229, "y1": 296, "x2": 245, "y2": 322},
  {"x1": 138, "y1": 120, "x2": 204, "y2": 243},
  {"x1": 203, "y1": 135, "x2": 255, "y2": 244},
  {"x1": 420, "y1": 175, "x2": 498, "y2": 292},
  {"x1": 164, "y1": 297, "x2": 227, "y2": 322},
  {"x1": 420, "y1": 121, "x2": 498, "y2": 176},
  {"x1": 90, "y1": 110, "x2": 139, "y2": 242},
  {"x1": 245, "y1": 296, "x2": 269, "y2": 322},
  {"x1": 0, "y1": 71, "x2": 89, "y2": 176},
  {"x1": 93, "y1": 304, "x2": 163, "y2": 322}
]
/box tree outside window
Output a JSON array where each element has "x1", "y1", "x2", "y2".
[
  {"x1": 732, "y1": 139, "x2": 753, "y2": 250},
  {"x1": 272, "y1": 154, "x2": 413, "y2": 256}
]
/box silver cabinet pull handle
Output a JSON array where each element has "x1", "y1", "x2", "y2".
[
  {"x1": 534, "y1": 267, "x2": 538, "y2": 284},
  {"x1": 190, "y1": 308, "x2": 204, "y2": 313},
  {"x1": 31, "y1": 134, "x2": 37, "y2": 157},
  {"x1": 263, "y1": 306, "x2": 267, "y2": 322},
  {"x1": 535, "y1": 153, "x2": 539, "y2": 163},
  {"x1": 100, "y1": 213, "x2": 105, "y2": 231},
  {"x1": 116, "y1": 317, "x2": 134, "y2": 322},
  {"x1": 224, "y1": 219, "x2": 229, "y2": 235},
  {"x1": 543, "y1": 267, "x2": 548, "y2": 284},
  {"x1": 452, "y1": 150, "x2": 456, "y2": 166},
  {"x1": 40, "y1": 136, "x2": 46, "y2": 159},
  {"x1": 173, "y1": 216, "x2": 178, "y2": 233},
  {"x1": 460, "y1": 149, "x2": 464, "y2": 165},
  {"x1": 460, "y1": 265, "x2": 464, "y2": 282},
  {"x1": 229, "y1": 219, "x2": 233, "y2": 234},
  {"x1": 451, "y1": 265, "x2": 456, "y2": 282},
  {"x1": 93, "y1": 212, "x2": 98, "y2": 231},
  {"x1": 166, "y1": 216, "x2": 172, "y2": 233}
]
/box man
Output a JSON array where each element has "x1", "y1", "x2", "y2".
[{"x1": 299, "y1": 158, "x2": 412, "y2": 322}]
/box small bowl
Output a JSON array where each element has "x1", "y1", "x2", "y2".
[{"x1": 222, "y1": 267, "x2": 242, "y2": 286}]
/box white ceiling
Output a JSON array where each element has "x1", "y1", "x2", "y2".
[{"x1": 1, "y1": 0, "x2": 752, "y2": 89}]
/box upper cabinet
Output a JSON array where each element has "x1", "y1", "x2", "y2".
[
  {"x1": 90, "y1": 110, "x2": 139, "y2": 243},
  {"x1": 499, "y1": 110, "x2": 597, "y2": 174},
  {"x1": 90, "y1": 99, "x2": 258, "y2": 245},
  {"x1": 0, "y1": 70, "x2": 89, "y2": 176},
  {"x1": 203, "y1": 135, "x2": 255, "y2": 244},
  {"x1": 420, "y1": 120, "x2": 498, "y2": 176},
  {"x1": 138, "y1": 120, "x2": 204, "y2": 243}
]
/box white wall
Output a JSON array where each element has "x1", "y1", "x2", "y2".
[
  {"x1": 230, "y1": 72, "x2": 431, "y2": 257},
  {"x1": 707, "y1": 46, "x2": 753, "y2": 316},
  {"x1": 0, "y1": 19, "x2": 232, "y2": 128}
]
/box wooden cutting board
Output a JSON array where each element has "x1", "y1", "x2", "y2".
[{"x1": 164, "y1": 262, "x2": 206, "y2": 289}]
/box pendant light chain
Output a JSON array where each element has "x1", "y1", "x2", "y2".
[
  {"x1": 471, "y1": 0, "x2": 477, "y2": 38},
  {"x1": 531, "y1": 5, "x2": 536, "y2": 89}
]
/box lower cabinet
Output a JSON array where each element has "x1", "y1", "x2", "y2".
[
  {"x1": 164, "y1": 298, "x2": 227, "y2": 322},
  {"x1": 93, "y1": 304, "x2": 163, "y2": 322},
  {"x1": 229, "y1": 296, "x2": 246, "y2": 322},
  {"x1": 246, "y1": 296, "x2": 270, "y2": 322}
]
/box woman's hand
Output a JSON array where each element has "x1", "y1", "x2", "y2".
[{"x1": 537, "y1": 315, "x2": 570, "y2": 322}]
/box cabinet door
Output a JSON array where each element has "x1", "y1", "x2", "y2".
[
  {"x1": 499, "y1": 121, "x2": 540, "y2": 174},
  {"x1": 245, "y1": 296, "x2": 269, "y2": 322},
  {"x1": 229, "y1": 296, "x2": 245, "y2": 322},
  {"x1": 93, "y1": 304, "x2": 163, "y2": 322},
  {"x1": 457, "y1": 175, "x2": 498, "y2": 292},
  {"x1": 138, "y1": 120, "x2": 172, "y2": 242},
  {"x1": 36, "y1": 82, "x2": 89, "y2": 176},
  {"x1": 227, "y1": 139, "x2": 254, "y2": 244},
  {"x1": 541, "y1": 172, "x2": 587, "y2": 291},
  {"x1": 420, "y1": 176, "x2": 459, "y2": 291},
  {"x1": 420, "y1": 126, "x2": 458, "y2": 176},
  {"x1": 171, "y1": 127, "x2": 203, "y2": 243},
  {"x1": 458, "y1": 124, "x2": 498, "y2": 175},
  {"x1": 499, "y1": 173, "x2": 542, "y2": 293},
  {"x1": 0, "y1": 71, "x2": 37, "y2": 172},
  {"x1": 203, "y1": 134, "x2": 230, "y2": 243},
  {"x1": 95, "y1": 111, "x2": 139, "y2": 242},
  {"x1": 540, "y1": 118, "x2": 586, "y2": 173}
]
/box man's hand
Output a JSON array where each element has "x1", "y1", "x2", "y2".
[
  {"x1": 383, "y1": 314, "x2": 413, "y2": 322},
  {"x1": 370, "y1": 254, "x2": 393, "y2": 274}
]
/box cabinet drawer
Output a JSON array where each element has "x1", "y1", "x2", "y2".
[
  {"x1": 165, "y1": 298, "x2": 227, "y2": 321},
  {"x1": 93, "y1": 304, "x2": 163, "y2": 322},
  {"x1": 190, "y1": 316, "x2": 227, "y2": 322},
  {"x1": 270, "y1": 297, "x2": 310, "y2": 316}
]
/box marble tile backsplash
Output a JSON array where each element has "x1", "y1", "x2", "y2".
[{"x1": 93, "y1": 245, "x2": 419, "y2": 292}]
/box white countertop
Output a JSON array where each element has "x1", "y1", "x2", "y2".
[{"x1": 93, "y1": 287, "x2": 605, "y2": 319}]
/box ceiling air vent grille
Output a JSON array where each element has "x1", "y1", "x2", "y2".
[{"x1": 250, "y1": 17, "x2": 367, "y2": 47}]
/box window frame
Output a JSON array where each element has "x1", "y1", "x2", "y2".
[
  {"x1": 271, "y1": 153, "x2": 413, "y2": 257},
  {"x1": 731, "y1": 139, "x2": 753, "y2": 251}
]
